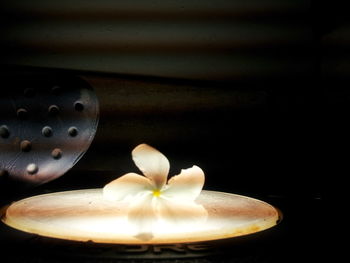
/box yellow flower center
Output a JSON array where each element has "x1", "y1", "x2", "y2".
[{"x1": 152, "y1": 189, "x2": 161, "y2": 197}]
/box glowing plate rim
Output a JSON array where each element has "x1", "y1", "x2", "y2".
[{"x1": 1, "y1": 189, "x2": 281, "y2": 244}]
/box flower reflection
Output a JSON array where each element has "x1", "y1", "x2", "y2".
[{"x1": 103, "y1": 144, "x2": 207, "y2": 240}]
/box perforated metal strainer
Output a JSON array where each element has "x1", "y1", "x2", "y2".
[{"x1": 0, "y1": 72, "x2": 99, "y2": 186}]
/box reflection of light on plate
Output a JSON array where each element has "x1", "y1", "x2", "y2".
[{"x1": 2, "y1": 189, "x2": 280, "y2": 244}]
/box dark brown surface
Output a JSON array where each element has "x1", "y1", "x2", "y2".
[{"x1": 0, "y1": 0, "x2": 314, "y2": 81}]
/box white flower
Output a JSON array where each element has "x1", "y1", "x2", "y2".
[{"x1": 103, "y1": 144, "x2": 207, "y2": 238}]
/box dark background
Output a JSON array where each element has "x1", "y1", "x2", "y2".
[{"x1": 0, "y1": 0, "x2": 346, "y2": 262}]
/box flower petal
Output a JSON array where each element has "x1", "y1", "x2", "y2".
[
  {"x1": 132, "y1": 144, "x2": 170, "y2": 189},
  {"x1": 163, "y1": 165, "x2": 205, "y2": 201},
  {"x1": 128, "y1": 192, "x2": 156, "y2": 238},
  {"x1": 157, "y1": 197, "x2": 207, "y2": 226},
  {"x1": 103, "y1": 173, "x2": 153, "y2": 202}
]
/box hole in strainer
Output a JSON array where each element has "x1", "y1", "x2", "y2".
[
  {"x1": 68, "y1": 127, "x2": 78, "y2": 137},
  {"x1": 74, "y1": 101, "x2": 84, "y2": 112},
  {"x1": 42, "y1": 126, "x2": 53, "y2": 137},
  {"x1": 52, "y1": 148, "x2": 62, "y2": 160},
  {"x1": 20, "y1": 140, "x2": 32, "y2": 152},
  {"x1": 0, "y1": 125, "x2": 10, "y2": 138},
  {"x1": 48, "y1": 105, "x2": 60, "y2": 116},
  {"x1": 27, "y1": 164, "x2": 38, "y2": 175},
  {"x1": 51, "y1": 86, "x2": 62, "y2": 96},
  {"x1": 17, "y1": 108, "x2": 28, "y2": 120}
]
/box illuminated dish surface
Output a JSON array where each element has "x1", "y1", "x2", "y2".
[{"x1": 2, "y1": 189, "x2": 279, "y2": 244}]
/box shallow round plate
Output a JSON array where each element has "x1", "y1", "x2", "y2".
[{"x1": 2, "y1": 189, "x2": 279, "y2": 244}]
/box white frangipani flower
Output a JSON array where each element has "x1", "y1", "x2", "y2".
[{"x1": 103, "y1": 144, "x2": 207, "y2": 238}]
